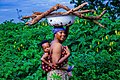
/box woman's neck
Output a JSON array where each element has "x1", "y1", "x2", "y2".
[{"x1": 53, "y1": 38, "x2": 62, "y2": 43}]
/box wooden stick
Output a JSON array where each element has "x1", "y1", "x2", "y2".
[
  {"x1": 77, "y1": 10, "x2": 107, "y2": 20},
  {"x1": 79, "y1": 10, "x2": 95, "y2": 14},
  {"x1": 63, "y1": 2, "x2": 88, "y2": 15},
  {"x1": 93, "y1": 20, "x2": 105, "y2": 28},
  {"x1": 97, "y1": 10, "x2": 107, "y2": 19}
]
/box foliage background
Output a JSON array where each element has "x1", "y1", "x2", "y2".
[{"x1": 0, "y1": 7, "x2": 120, "y2": 80}]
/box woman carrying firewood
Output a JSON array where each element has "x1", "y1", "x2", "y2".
[
  {"x1": 47, "y1": 25, "x2": 72, "y2": 80},
  {"x1": 22, "y1": 2, "x2": 107, "y2": 80}
]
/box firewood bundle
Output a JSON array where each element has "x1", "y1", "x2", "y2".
[{"x1": 22, "y1": 2, "x2": 106, "y2": 28}]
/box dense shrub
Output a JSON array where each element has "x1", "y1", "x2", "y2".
[{"x1": 0, "y1": 12, "x2": 120, "y2": 80}]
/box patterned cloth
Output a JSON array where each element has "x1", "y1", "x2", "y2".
[
  {"x1": 47, "y1": 70, "x2": 69, "y2": 80},
  {"x1": 41, "y1": 53, "x2": 53, "y2": 72},
  {"x1": 41, "y1": 46, "x2": 68, "y2": 72}
]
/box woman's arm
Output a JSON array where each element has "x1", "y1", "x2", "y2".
[{"x1": 56, "y1": 46, "x2": 70, "y2": 64}]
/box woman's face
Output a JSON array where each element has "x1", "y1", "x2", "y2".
[{"x1": 55, "y1": 30, "x2": 66, "y2": 42}]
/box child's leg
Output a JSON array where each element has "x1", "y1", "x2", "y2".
[
  {"x1": 60, "y1": 65, "x2": 69, "y2": 70},
  {"x1": 60, "y1": 64, "x2": 74, "y2": 76},
  {"x1": 60, "y1": 65, "x2": 74, "y2": 72}
]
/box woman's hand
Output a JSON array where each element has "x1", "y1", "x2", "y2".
[
  {"x1": 51, "y1": 63, "x2": 57, "y2": 69},
  {"x1": 64, "y1": 46, "x2": 70, "y2": 55},
  {"x1": 49, "y1": 63, "x2": 53, "y2": 67}
]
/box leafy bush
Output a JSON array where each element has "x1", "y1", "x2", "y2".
[{"x1": 0, "y1": 12, "x2": 120, "y2": 80}]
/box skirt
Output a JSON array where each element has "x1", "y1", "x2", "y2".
[{"x1": 47, "y1": 69, "x2": 69, "y2": 80}]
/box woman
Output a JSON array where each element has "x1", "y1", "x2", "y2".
[{"x1": 47, "y1": 26, "x2": 71, "y2": 80}]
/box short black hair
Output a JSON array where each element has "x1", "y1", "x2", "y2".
[{"x1": 38, "y1": 40, "x2": 49, "y2": 47}]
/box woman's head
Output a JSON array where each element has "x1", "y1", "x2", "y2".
[{"x1": 52, "y1": 27, "x2": 66, "y2": 42}]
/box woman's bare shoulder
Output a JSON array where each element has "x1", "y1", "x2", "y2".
[
  {"x1": 50, "y1": 43, "x2": 62, "y2": 51},
  {"x1": 51, "y1": 41, "x2": 62, "y2": 46}
]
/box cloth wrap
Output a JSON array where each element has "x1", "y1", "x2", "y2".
[
  {"x1": 41, "y1": 46, "x2": 68, "y2": 72},
  {"x1": 52, "y1": 27, "x2": 65, "y2": 34}
]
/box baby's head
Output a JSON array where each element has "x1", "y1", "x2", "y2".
[{"x1": 39, "y1": 40, "x2": 50, "y2": 53}]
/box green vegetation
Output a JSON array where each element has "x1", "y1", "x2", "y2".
[{"x1": 0, "y1": 11, "x2": 120, "y2": 80}]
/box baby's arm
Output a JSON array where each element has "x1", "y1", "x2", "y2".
[
  {"x1": 41, "y1": 53, "x2": 52, "y2": 67},
  {"x1": 56, "y1": 46, "x2": 70, "y2": 64}
]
